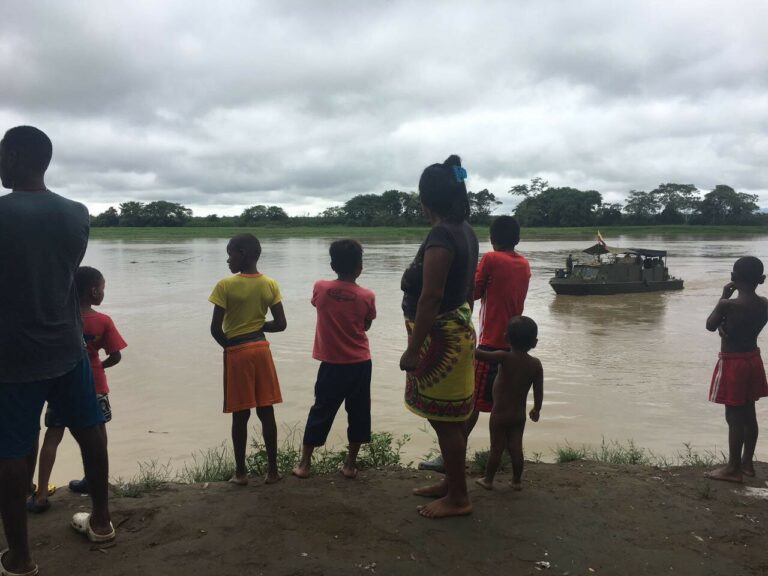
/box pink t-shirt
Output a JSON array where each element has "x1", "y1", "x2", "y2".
[
  {"x1": 312, "y1": 279, "x2": 376, "y2": 364},
  {"x1": 82, "y1": 311, "x2": 128, "y2": 395},
  {"x1": 473, "y1": 250, "x2": 531, "y2": 349}
]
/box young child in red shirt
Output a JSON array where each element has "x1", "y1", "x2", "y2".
[
  {"x1": 467, "y1": 216, "x2": 530, "y2": 437},
  {"x1": 292, "y1": 239, "x2": 376, "y2": 479},
  {"x1": 27, "y1": 266, "x2": 127, "y2": 510}
]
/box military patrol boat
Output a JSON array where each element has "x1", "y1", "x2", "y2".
[{"x1": 549, "y1": 242, "x2": 684, "y2": 296}]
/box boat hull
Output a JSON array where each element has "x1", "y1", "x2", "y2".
[{"x1": 549, "y1": 279, "x2": 684, "y2": 295}]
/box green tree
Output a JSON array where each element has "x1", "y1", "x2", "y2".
[
  {"x1": 468, "y1": 189, "x2": 501, "y2": 224},
  {"x1": 514, "y1": 187, "x2": 601, "y2": 227},
  {"x1": 623, "y1": 190, "x2": 661, "y2": 223},
  {"x1": 342, "y1": 194, "x2": 384, "y2": 226},
  {"x1": 265, "y1": 206, "x2": 289, "y2": 221},
  {"x1": 509, "y1": 176, "x2": 548, "y2": 198},
  {"x1": 402, "y1": 192, "x2": 422, "y2": 223},
  {"x1": 320, "y1": 206, "x2": 345, "y2": 221},
  {"x1": 142, "y1": 201, "x2": 192, "y2": 226},
  {"x1": 651, "y1": 183, "x2": 700, "y2": 223},
  {"x1": 118, "y1": 201, "x2": 146, "y2": 227},
  {"x1": 694, "y1": 185, "x2": 759, "y2": 224},
  {"x1": 240, "y1": 205, "x2": 268, "y2": 224},
  {"x1": 596, "y1": 203, "x2": 624, "y2": 226},
  {"x1": 92, "y1": 206, "x2": 119, "y2": 227}
]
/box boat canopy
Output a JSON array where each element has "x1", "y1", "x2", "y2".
[
  {"x1": 581, "y1": 244, "x2": 669, "y2": 257},
  {"x1": 582, "y1": 243, "x2": 613, "y2": 255},
  {"x1": 623, "y1": 248, "x2": 667, "y2": 257}
]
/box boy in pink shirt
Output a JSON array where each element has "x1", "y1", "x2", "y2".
[{"x1": 293, "y1": 239, "x2": 376, "y2": 479}]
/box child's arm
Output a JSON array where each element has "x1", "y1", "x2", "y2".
[
  {"x1": 474, "y1": 348, "x2": 507, "y2": 363},
  {"x1": 706, "y1": 282, "x2": 736, "y2": 332},
  {"x1": 263, "y1": 302, "x2": 287, "y2": 333},
  {"x1": 529, "y1": 360, "x2": 543, "y2": 422},
  {"x1": 210, "y1": 305, "x2": 228, "y2": 347},
  {"x1": 365, "y1": 295, "x2": 376, "y2": 332},
  {"x1": 101, "y1": 351, "x2": 122, "y2": 369},
  {"x1": 472, "y1": 254, "x2": 489, "y2": 302}
]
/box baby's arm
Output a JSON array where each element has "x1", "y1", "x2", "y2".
[
  {"x1": 475, "y1": 348, "x2": 506, "y2": 363},
  {"x1": 263, "y1": 302, "x2": 287, "y2": 333},
  {"x1": 529, "y1": 360, "x2": 543, "y2": 422},
  {"x1": 210, "y1": 305, "x2": 228, "y2": 347},
  {"x1": 102, "y1": 351, "x2": 122, "y2": 369}
]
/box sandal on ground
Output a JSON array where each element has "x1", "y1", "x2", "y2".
[
  {"x1": 418, "y1": 455, "x2": 446, "y2": 473},
  {"x1": 68, "y1": 478, "x2": 89, "y2": 494},
  {"x1": 25, "y1": 496, "x2": 50, "y2": 514},
  {"x1": 0, "y1": 549, "x2": 38, "y2": 576},
  {"x1": 70, "y1": 513, "x2": 116, "y2": 543}
]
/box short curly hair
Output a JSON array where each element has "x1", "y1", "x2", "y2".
[{"x1": 506, "y1": 316, "x2": 538, "y2": 352}]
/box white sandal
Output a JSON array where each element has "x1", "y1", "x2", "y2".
[
  {"x1": 0, "y1": 549, "x2": 38, "y2": 576},
  {"x1": 70, "y1": 512, "x2": 116, "y2": 543}
]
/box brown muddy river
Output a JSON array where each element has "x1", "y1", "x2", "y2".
[{"x1": 46, "y1": 234, "x2": 768, "y2": 483}]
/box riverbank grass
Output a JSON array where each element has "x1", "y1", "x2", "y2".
[
  {"x1": 113, "y1": 435, "x2": 730, "y2": 497},
  {"x1": 548, "y1": 438, "x2": 726, "y2": 467},
  {"x1": 113, "y1": 431, "x2": 411, "y2": 496}
]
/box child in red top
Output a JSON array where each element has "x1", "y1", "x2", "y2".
[
  {"x1": 293, "y1": 239, "x2": 376, "y2": 479},
  {"x1": 27, "y1": 266, "x2": 126, "y2": 511},
  {"x1": 705, "y1": 256, "x2": 768, "y2": 483},
  {"x1": 467, "y1": 216, "x2": 530, "y2": 436}
]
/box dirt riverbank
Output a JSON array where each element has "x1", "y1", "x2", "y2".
[{"x1": 20, "y1": 461, "x2": 768, "y2": 575}]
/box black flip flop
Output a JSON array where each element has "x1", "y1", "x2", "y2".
[{"x1": 26, "y1": 496, "x2": 50, "y2": 514}]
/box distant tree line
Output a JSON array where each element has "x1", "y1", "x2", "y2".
[
  {"x1": 510, "y1": 178, "x2": 763, "y2": 227},
  {"x1": 90, "y1": 181, "x2": 764, "y2": 228},
  {"x1": 91, "y1": 189, "x2": 501, "y2": 227}
]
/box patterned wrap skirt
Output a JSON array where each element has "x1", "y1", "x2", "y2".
[{"x1": 404, "y1": 303, "x2": 476, "y2": 422}]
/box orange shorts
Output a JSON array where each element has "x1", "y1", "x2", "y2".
[{"x1": 223, "y1": 341, "x2": 282, "y2": 413}]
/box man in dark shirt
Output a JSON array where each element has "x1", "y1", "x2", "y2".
[{"x1": 0, "y1": 126, "x2": 113, "y2": 575}]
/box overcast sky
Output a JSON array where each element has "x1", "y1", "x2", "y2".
[{"x1": 1, "y1": 0, "x2": 766, "y2": 216}]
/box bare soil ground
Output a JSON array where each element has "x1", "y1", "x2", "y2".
[{"x1": 18, "y1": 461, "x2": 768, "y2": 576}]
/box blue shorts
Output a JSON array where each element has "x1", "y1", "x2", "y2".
[
  {"x1": 46, "y1": 393, "x2": 112, "y2": 428},
  {"x1": 0, "y1": 355, "x2": 105, "y2": 459}
]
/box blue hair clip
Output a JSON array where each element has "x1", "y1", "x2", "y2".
[{"x1": 452, "y1": 165, "x2": 467, "y2": 183}]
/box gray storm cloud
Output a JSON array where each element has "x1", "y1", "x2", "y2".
[{"x1": 1, "y1": 0, "x2": 766, "y2": 216}]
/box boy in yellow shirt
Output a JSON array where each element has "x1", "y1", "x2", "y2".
[{"x1": 209, "y1": 234, "x2": 286, "y2": 485}]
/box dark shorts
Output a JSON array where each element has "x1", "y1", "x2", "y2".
[
  {"x1": 474, "y1": 345, "x2": 508, "y2": 413},
  {"x1": 46, "y1": 393, "x2": 112, "y2": 427},
  {"x1": 303, "y1": 360, "x2": 372, "y2": 446},
  {"x1": 0, "y1": 355, "x2": 105, "y2": 459}
]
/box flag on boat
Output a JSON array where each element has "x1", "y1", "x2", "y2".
[{"x1": 597, "y1": 230, "x2": 606, "y2": 246}]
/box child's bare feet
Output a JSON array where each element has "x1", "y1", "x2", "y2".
[
  {"x1": 228, "y1": 474, "x2": 248, "y2": 486},
  {"x1": 704, "y1": 466, "x2": 743, "y2": 483},
  {"x1": 417, "y1": 496, "x2": 473, "y2": 519},
  {"x1": 474, "y1": 477, "x2": 493, "y2": 490},
  {"x1": 341, "y1": 465, "x2": 358, "y2": 479},
  {"x1": 413, "y1": 479, "x2": 449, "y2": 498},
  {"x1": 742, "y1": 461, "x2": 756, "y2": 477},
  {"x1": 512, "y1": 482, "x2": 523, "y2": 492},
  {"x1": 264, "y1": 472, "x2": 283, "y2": 484},
  {"x1": 292, "y1": 465, "x2": 311, "y2": 479}
]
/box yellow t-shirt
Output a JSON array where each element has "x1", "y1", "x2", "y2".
[{"x1": 208, "y1": 273, "x2": 282, "y2": 339}]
